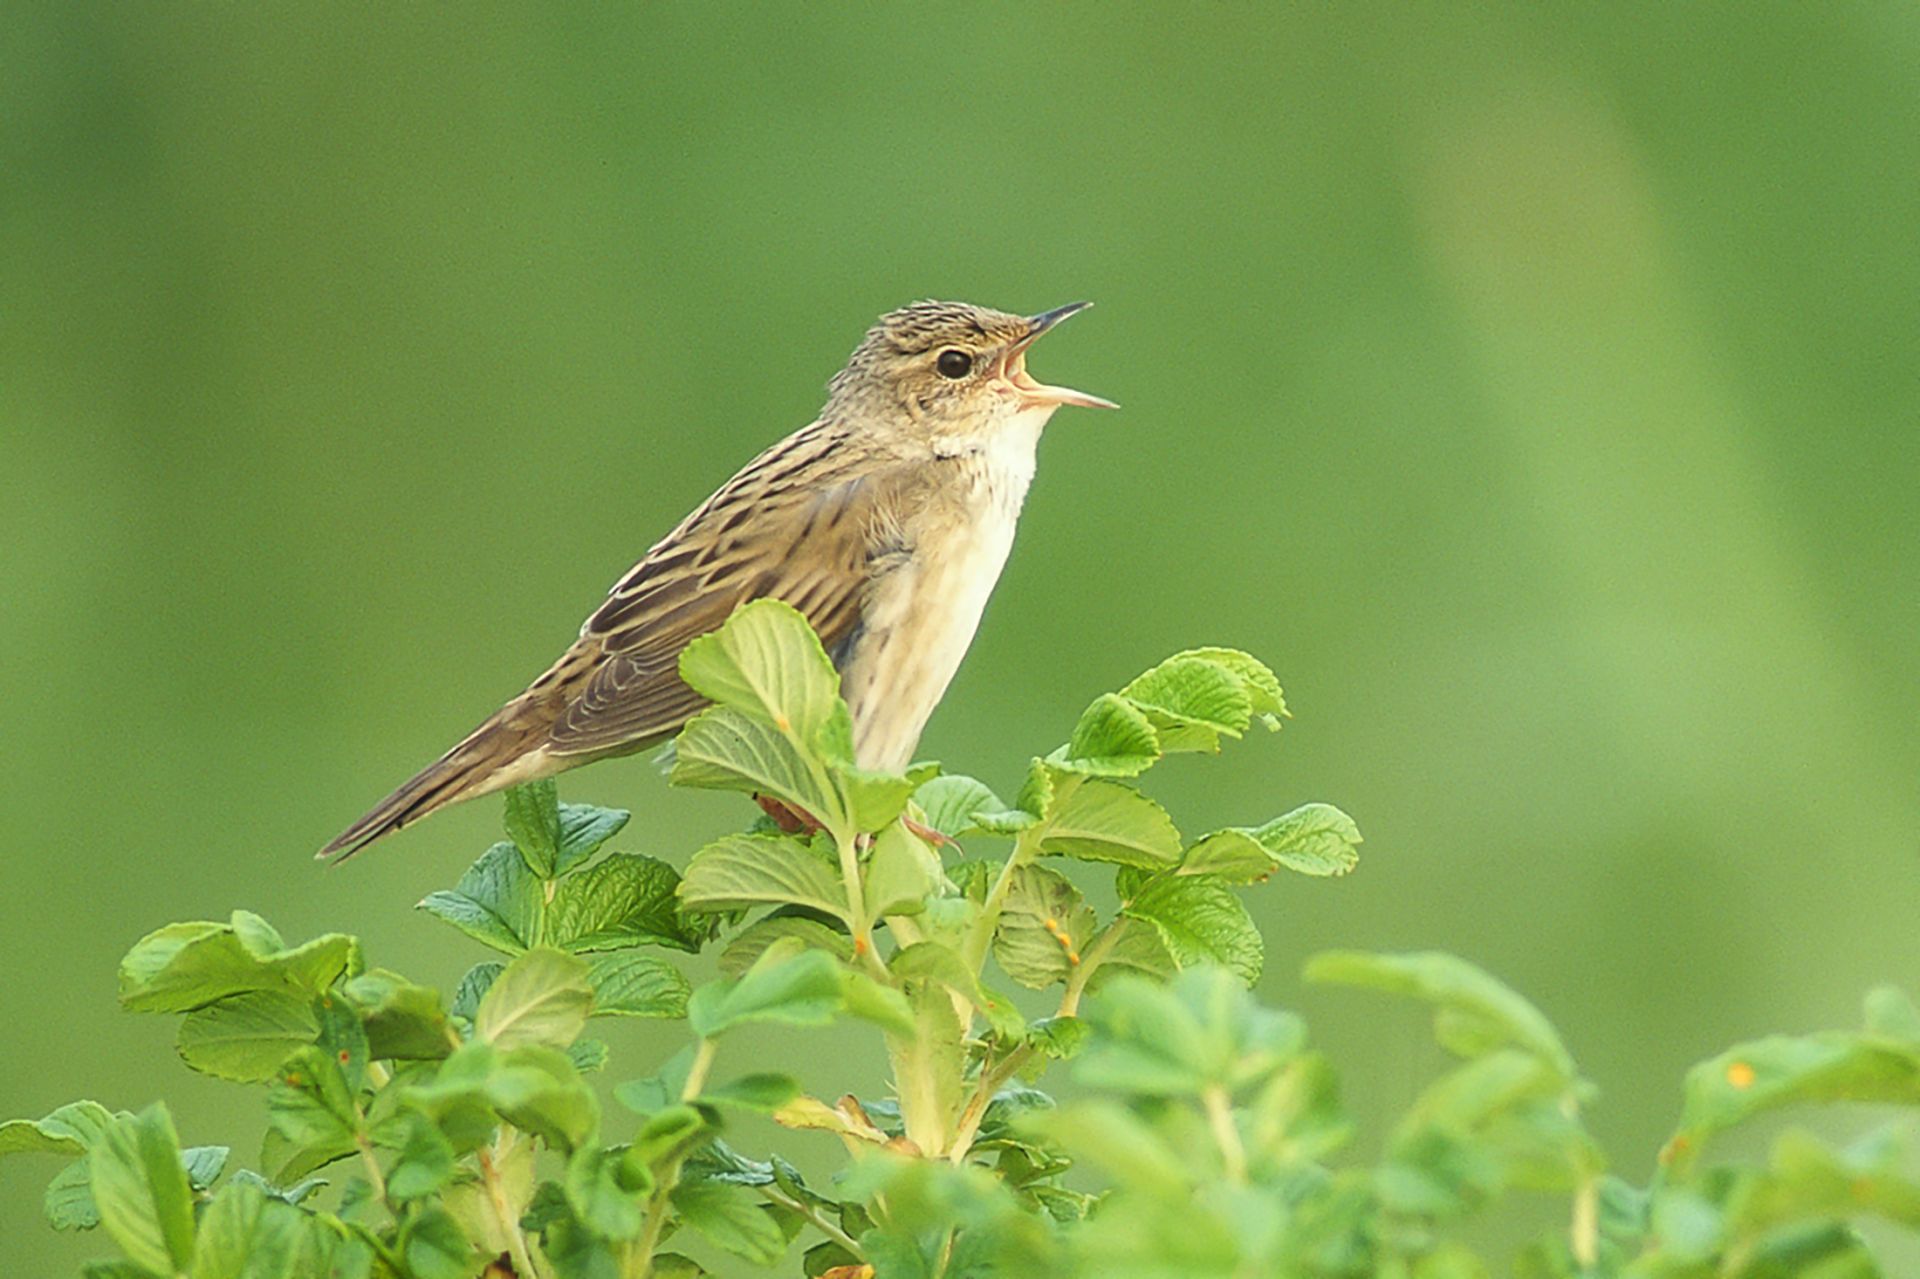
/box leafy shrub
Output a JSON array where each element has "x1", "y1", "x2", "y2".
[{"x1": 7, "y1": 601, "x2": 1919, "y2": 1277}]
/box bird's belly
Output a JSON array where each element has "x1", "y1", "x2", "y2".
[{"x1": 841, "y1": 502, "x2": 1022, "y2": 772}]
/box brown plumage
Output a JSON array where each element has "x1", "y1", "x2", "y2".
[{"x1": 319, "y1": 300, "x2": 1113, "y2": 861}]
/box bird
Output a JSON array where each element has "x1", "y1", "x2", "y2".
[{"x1": 318, "y1": 299, "x2": 1115, "y2": 860}]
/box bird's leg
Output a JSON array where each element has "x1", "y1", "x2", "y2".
[
  {"x1": 755, "y1": 794, "x2": 822, "y2": 835},
  {"x1": 901, "y1": 816, "x2": 958, "y2": 851}
]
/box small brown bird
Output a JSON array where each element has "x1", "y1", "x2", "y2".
[{"x1": 319, "y1": 300, "x2": 1114, "y2": 859}]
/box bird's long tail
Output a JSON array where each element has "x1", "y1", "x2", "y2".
[{"x1": 316, "y1": 703, "x2": 554, "y2": 863}]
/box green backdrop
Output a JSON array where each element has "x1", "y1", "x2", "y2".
[{"x1": 5, "y1": 4, "x2": 1917, "y2": 1273}]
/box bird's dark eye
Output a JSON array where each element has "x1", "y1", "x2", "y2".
[{"x1": 936, "y1": 349, "x2": 973, "y2": 379}]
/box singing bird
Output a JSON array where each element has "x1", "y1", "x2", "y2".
[{"x1": 319, "y1": 300, "x2": 1114, "y2": 860}]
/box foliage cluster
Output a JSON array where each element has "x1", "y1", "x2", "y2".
[{"x1": 8, "y1": 602, "x2": 1920, "y2": 1277}]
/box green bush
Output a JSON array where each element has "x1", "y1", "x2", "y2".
[{"x1": 7, "y1": 601, "x2": 1918, "y2": 1277}]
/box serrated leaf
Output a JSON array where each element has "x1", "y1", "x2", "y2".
[
  {"x1": 1255, "y1": 803, "x2": 1362, "y2": 877},
  {"x1": 1050, "y1": 694, "x2": 1161, "y2": 777},
  {"x1": 1041, "y1": 780, "x2": 1182, "y2": 868},
  {"x1": 549, "y1": 853, "x2": 702, "y2": 953},
  {"x1": 0, "y1": 1100, "x2": 115, "y2": 1157},
  {"x1": 416, "y1": 842, "x2": 541, "y2": 955},
  {"x1": 678, "y1": 599, "x2": 845, "y2": 752},
  {"x1": 838, "y1": 763, "x2": 918, "y2": 833},
  {"x1": 1120, "y1": 876, "x2": 1263, "y2": 984},
  {"x1": 568, "y1": 1038, "x2": 611, "y2": 1074},
  {"x1": 503, "y1": 779, "x2": 563, "y2": 878},
  {"x1": 1175, "y1": 648, "x2": 1287, "y2": 718},
  {"x1": 89, "y1": 1104, "x2": 196, "y2": 1275},
  {"x1": 1305, "y1": 951, "x2": 1575, "y2": 1080},
  {"x1": 488, "y1": 1046, "x2": 601, "y2": 1153},
  {"x1": 1121, "y1": 654, "x2": 1254, "y2": 753},
  {"x1": 264, "y1": 1046, "x2": 360, "y2": 1179},
  {"x1": 913, "y1": 775, "x2": 1007, "y2": 839},
  {"x1": 176, "y1": 989, "x2": 321, "y2": 1082},
  {"x1": 556, "y1": 801, "x2": 631, "y2": 875},
  {"x1": 451, "y1": 961, "x2": 504, "y2": 1022},
  {"x1": 672, "y1": 1178, "x2": 789, "y2": 1266},
  {"x1": 994, "y1": 865, "x2": 1096, "y2": 990},
  {"x1": 119, "y1": 913, "x2": 358, "y2": 1013},
  {"x1": 190, "y1": 1176, "x2": 341, "y2": 1279},
  {"x1": 688, "y1": 943, "x2": 847, "y2": 1038},
  {"x1": 45, "y1": 1156, "x2": 97, "y2": 1229},
  {"x1": 1178, "y1": 829, "x2": 1277, "y2": 883},
  {"x1": 681, "y1": 832, "x2": 850, "y2": 923},
  {"x1": 588, "y1": 953, "x2": 690, "y2": 1019},
  {"x1": 671, "y1": 706, "x2": 841, "y2": 827},
  {"x1": 718, "y1": 917, "x2": 852, "y2": 978},
  {"x1": 1084, "y1": 919, "x2": 1178, "y2": 991},
  {"x1": 476, "y1": 949, "x2": 593, "y2": 1051},
  {"x1": 401, "y1": 1204, "x2": 480, "y2": 1279},
  {"x1": 343, "y1": 969, "x2": 452, "y2": 1060},
  {"x1": 890, "y1": 942, "x2": 1023, "y2": 1039}
]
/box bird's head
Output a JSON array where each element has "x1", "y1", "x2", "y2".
[{"x1": 826, "y1": 300, "x2": 1116, "y2": 438}]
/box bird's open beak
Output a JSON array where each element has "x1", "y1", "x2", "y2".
[{"x1": 998, "y1": 301, "x2": 1119, "y2": 410}]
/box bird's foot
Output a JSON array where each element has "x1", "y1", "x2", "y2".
[{"x1": 754, "y1": 794, "x2": 957, "y2": 852}]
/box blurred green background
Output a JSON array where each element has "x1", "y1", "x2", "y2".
[{"x1": 5, "y1": 3, "x2": 1917, "y2": 1272}]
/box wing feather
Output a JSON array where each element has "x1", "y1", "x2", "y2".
[{"x1": 546, "y1": 421, "x2": 906, "y2": 756}]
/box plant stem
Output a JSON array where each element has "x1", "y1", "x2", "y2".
[
  {"x1": 681, "y1": 1038, "x2": 717, "y2": 1102},
  {"x1": 835, "y1": 830, "x2": 887, "y2": 977},
  {"x1": 761, "y1": 1184, "x2": 865, "y2": 1259},
  {"x1": 1571, "y1": 1171, "x2": 1599, "y2": 1270},
  {"x1": 1203, "y1": 1086, "x2": 1247, "y2": 1184},
  {"x1": 478, "y1": 1140, "x2": 543, "y2": 1279},
  {"x1": 1059, "y1": 919, "x2": 1128, "y2": 1018}
]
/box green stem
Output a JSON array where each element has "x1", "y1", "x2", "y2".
[
  {"x1": 1059, "y1": 919, "x2": 1128, "y2": 1018},
  {"x1": 1571, "y1": 1171, "x2": 1599, "y2": 1271},
  {"x1": 1203, "y1": 1086, "x2": 1246, "y2": 1183},
  {"x1": 478, "y1": 1139, "x2": 543, "y2": 1279},
  {"x1": 681, "y1": 1039, "x2": 717, "y2": 1102},
  {"x1": 761, "y1": 1184, "x2": 865, "y2": 1259},
  {"x1": 629, "y1": 1040, "x2": 720, "y2": 1279}
]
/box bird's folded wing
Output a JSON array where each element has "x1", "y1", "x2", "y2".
[{"x1": 547, "y1": 423, "x2": 891, "y2": 756}]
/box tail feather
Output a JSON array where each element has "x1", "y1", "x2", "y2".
[{"x1": 317, "y1": 710, "x2": 551, "y2": 863}]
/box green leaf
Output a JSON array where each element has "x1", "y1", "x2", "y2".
[
  {"x1": 264, "y1": 1045, "x2": 360, "y2": 1178},
  {"x1": 1172, "y1": 647, "x2": 1287, "y2": 721},
  {"x1": 912, "y1": 774, "x2": 1007, "y2": 839},
  {"x1": 45, "y1": 1156, "x2": 98, "y2": 1229},
  {"x1": 1177, "y1": 829, "x2": 1277, "y2": 884},
  {"x1": 548, "y1": 852, "x2": 702, "y2": 953},
  {"x1": 190, "y1": 1176, "x2": 341, "y2": 1279},
  {"x1": 680, "y1": 833, "x2": 849, "y2": 923},
  {"x1": 416, "y1": 842, "x2": 541, "y2": 955},
  {"x1": 503, "y1": 779, "x2": 563, "y2": 878},
  {"x1": 993, "y1": 865, "x2": 1096, "y2": 990},
  {"x1": 1077, "y1": 967, "x2": 1305, "y2": 1097},
  {"x1": 564, "y1": 1146, "x2": 644, "y2": 1241},
  {"x1": 672, "y1": 1177, "x2": 789, "y2": 1266},
  {"x1": 343, "y1": 969, "x2": 453, "y2": 1060},
  {"x1": 688, "y1": 943, "x2": 846, "y2": 1038},
  {"x1": 1254, "y1": 803, "x2": 1362, "y2": 877},
  {"x1": 451, "y1": 961, "x2": 504, "y2": 1022},
  {"x1": 1049, "y1": 694, "x2": 1161, "y2": 777},
  {"x1": 401, "y1": 1204, "x2": 480, "y2": 1279},
  {"x1": 1025, "y1": 1017, "x2": 1091, "y2": 1062},
  {"x1": 838, "y1": 762, "x2": 918, "y2": 833},
  {"x1": 865, "y1": 823, "x2": 943, "y2": 919},
  {"x1": 176, "y1": 989, "x2": 320, "y2": 1082},
  {"x1": 476, "y1": 948, "x2": 593, "y2": 1051},
  {"x1": 678, "y1": 598, "x2": 845, "y2": 751},
  {"x1": 488, "y1": 1046, "x2": 601, "y2": 1153},
  {"x1": 387, "y1": 1115, "x2": 455, "y2": 1202},
  {"x1": 891, "y1": 942, "x2": 1023, "y2": 1039},
  {"x1": 89, "y1": 1103, "x2": 195, "y2": 1275},
  {"x1": 118, "y1": 913, "x2": 357, "y2": 1013},
  {"x1": 1084, "y1": 919, "x2": 1178, "y2": 990},
  {"x1": 588, "y1": 953, "x2": 690, "y2": 1019},
  {"x1": 1671, "y1": 1031, "x2": 1920, "y2": 1162},
  {"x1": 671, "y1": 706, "x2": 840, "y2": 826},
  {"x1": 1120, "y1": 875, "x2": 1263, "y2": 984},
  {"x1": 1121, "y1": 654, "x2": 1254, "y2": 752},
  {"x1": 1864, "y1": 986, "x2": 1920, "y2": 1043},
  {"x1": 1041, "y1": 780, "x2": 1182, "y2": 868},
  {"x1": 568, "y1": 1038, "x2": 611, "y2": 1074},
  {"x1": 718, "y1": 917, "x2": 852, "y2": 978},
  {"x1": 1305, "y1": 950, "x2": 1576, "y2": 1081},
  {"x1": 557, "y1": 801, "x2": 632, "y2": 875},
  {"x1": 703, "y1": 1074, "x2": 803, "y2": 1114},
  {"x1": 0, "y1": 1100, "x2": 115, "y2": 1157}
]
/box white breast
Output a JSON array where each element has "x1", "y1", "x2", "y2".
[{"x1": 842, "y1": 410, "x2": 1048, "y2": 771}]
